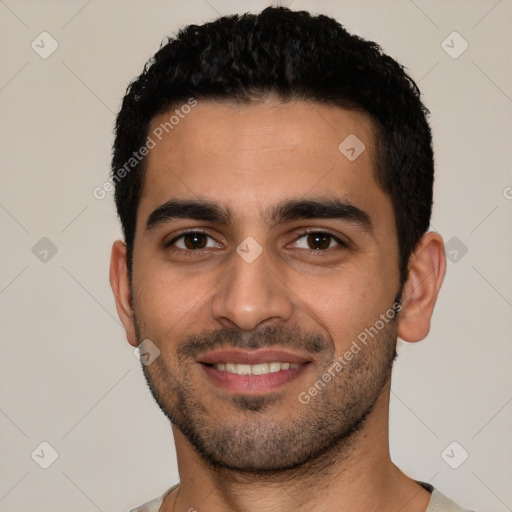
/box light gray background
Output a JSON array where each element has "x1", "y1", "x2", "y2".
[{"x1": 1, "y1": 0, "x2": 511, "y2": 511}]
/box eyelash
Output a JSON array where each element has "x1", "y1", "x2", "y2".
[{"x1": 165, "y1": 229, "x2": 348, "y2": 254}]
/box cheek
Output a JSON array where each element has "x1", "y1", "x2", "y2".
[
  {"x1": 287, "y1": 266, "x2": 392, "y2": 346},
  {"x1": 132, "y1": 264, "x2": 214, "y2": 338}
]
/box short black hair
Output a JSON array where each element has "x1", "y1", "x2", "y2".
[{"x1": 112, "y1": 6, "x2": 434, "y2": 283}]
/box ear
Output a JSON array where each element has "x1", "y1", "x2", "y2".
[
  {"x1": 397, "y1": 231, "x2": 446, "y2": 343},
  {"x1": 109, "y1": 240, "x2": 138, "y2": 347}
]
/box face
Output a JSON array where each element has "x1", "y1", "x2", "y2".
[{"x1": 128, "y1": 99, "x2": 402, "y2": 472}]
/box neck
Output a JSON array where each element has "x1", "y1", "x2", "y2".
[{"x1": 162, "y1": 381, "x2": 431, "y2": 512}]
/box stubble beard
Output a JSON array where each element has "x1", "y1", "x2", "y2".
[{"x1": 136, "y1": 314, "x2": 398, "y2": 476}]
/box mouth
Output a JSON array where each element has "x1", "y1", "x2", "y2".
[
  {"x1": 207, "y1": 361, "x2": 301, "y2": 374},
  {"x1": 198, "y1": 349, "x2": 312, "y2": 394}
]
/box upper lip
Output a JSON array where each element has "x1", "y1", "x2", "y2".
[{"x1": 198, "y1": 349, "x2": 312, "y2": 365}]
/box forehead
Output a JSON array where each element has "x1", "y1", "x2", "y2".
[{"x1": 138, "y1": 98, "x2": 392, "y2": 230}]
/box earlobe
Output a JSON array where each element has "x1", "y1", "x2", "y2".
[
  {"x1": 397, "y1": 232, "x2": 447, "y2": 343},
  {"x1": 109, "y1": 240, "x2": 138, "y2": 347}
]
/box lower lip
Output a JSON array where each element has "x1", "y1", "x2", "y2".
[{"x1": 200, "y1": 363, "x2": 310, "y2": 394}]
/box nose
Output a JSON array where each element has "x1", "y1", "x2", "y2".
[{"x1": 210, "y1": 245, "x2": 294, "y2": 331}]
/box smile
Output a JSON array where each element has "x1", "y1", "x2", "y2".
[
  {"x1": 197, "y1": 349, "x2": 312, "y2": 393},
  {"x1": 210, "y1": 362, "x2": 301, "y2": 375}
]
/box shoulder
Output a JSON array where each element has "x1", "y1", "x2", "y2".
[
  {"x1": 426, "y1": 487, "x2": 476, "y2": 512},
  {"x1": 130, "y1": 482, "x2": 478, "y2": 512},
  {"x1": 129, "y1": 483, "x2": 179, "y2": 512}
]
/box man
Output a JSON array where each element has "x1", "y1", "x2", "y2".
[{"x1": 109, "y1": 6, "x2": 475, "y2": 512}]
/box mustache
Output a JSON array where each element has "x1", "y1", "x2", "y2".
[{"x1": 177, "y1": 325, "x2": 330, "y2": 362}]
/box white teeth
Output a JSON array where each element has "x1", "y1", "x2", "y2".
[
  {"x1": 212, "y1": 361, "x2": 302, "y2": 374},
  {"x1": 236, "y1": 364, "x2": 251, "y2": 375},
  {"x1": 225, "y1": 363, "x2": 237, "y2": 374},
  {"x1": 269, "y1": 362, "x2": 281, "y2": 373},
  {"x1": 251, "y1": 363, "x2": 270, "y2": 375}
]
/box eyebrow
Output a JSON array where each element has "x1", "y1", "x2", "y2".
[
  {"x1": 146, "y1": 199, "x2": 229, "y2": 230},
  {"x1": 145, "y1": 197, "x2": 372, "y2": 232}
]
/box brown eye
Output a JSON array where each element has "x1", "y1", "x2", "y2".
[
  {"x1": 306, "y1": 233, "x2": 332, "y2": 250},
  {"x1": 168, "y1": 232, "x2": 220, "y2": 251},
  {"x1": 292, "y1": 231, "x2": 343, "y2": 251},
  {"x1": 182, "y1": 232, "x2": 208, "y2": 249}
]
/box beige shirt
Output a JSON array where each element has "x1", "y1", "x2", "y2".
[{"x1": 129, "y1": 482, "x2": 475, "y2": 512}]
